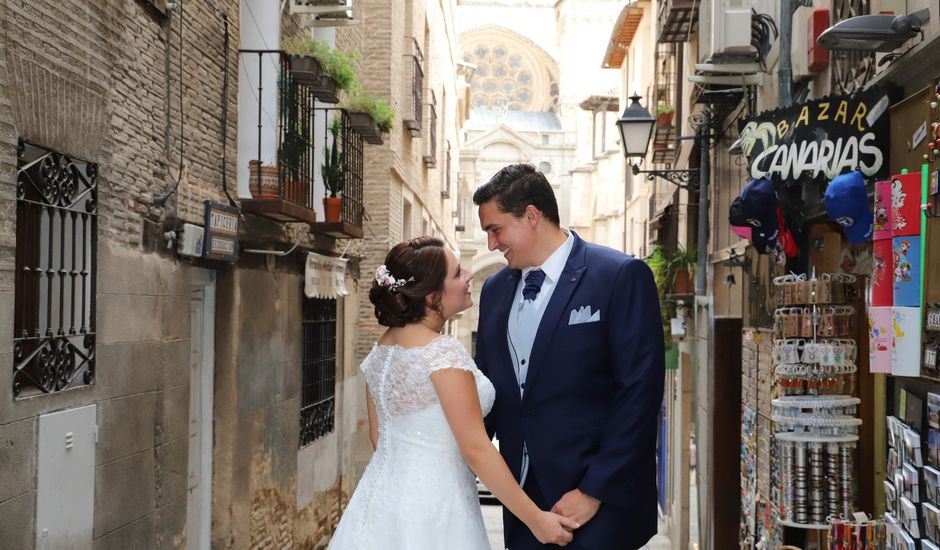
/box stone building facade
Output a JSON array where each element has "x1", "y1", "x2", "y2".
[{"x1": 0, "y1": 0, "x2": 468, "y2": 548}]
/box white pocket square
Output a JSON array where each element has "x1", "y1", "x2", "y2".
[{"x1": 568, "y1": 306, "x2": 601, "y2": 325}]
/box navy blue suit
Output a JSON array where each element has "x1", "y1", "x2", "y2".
[{"x1": 475, "y1": 233, "x2": 665, "y2": 550}]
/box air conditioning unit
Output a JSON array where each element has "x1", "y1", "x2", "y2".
[{"x1": 701, "y1": 0, "x2": 753, "y2": 63}]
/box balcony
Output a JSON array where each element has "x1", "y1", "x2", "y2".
[
  {"x1": 657, "y1": 0, "x2": 699, "y2": 43},
  {"x1": 240, "y1": 51, "x2": 320, "y2": 225},
  {"x1": 239, "y1": 50, "x2": 364, "y2": 238},
  {"x1": 651, "y1": 125, "x2": 676, "y2": 165},
  {"x1": 423, "y1": 90, "x2": 438, "y2": 168},
  {"x1": 310, "y1": 111, "x2": 364, "y2": 239},
  {"x1": 403, "y1": 38, "x2": 424, "y2": 136}
]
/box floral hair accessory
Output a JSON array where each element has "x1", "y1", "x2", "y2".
[{"x1": 375, "y1": 264, "x2": 414, "y2": 292}]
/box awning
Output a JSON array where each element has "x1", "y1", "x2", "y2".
[{"x1": 305, "y1": 252, "x2": 349, "y2": 298}]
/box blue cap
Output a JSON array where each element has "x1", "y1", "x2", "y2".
[
  {"x1": 825, "y1": 171, "x2": 872, "y2": 244},
  {"x1": 738, "y1": 176, "x2": 779, "y2": 250}
]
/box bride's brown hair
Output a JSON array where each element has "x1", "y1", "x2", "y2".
[{"x1": 370, "y1": 236, "x2": 449, "y2": 327}]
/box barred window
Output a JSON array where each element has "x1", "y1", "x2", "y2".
[
  {"x1": 300, "y1": 297, "x2": 337, "y2": 446},
  {"x1": 14, "y1": 140, "x2": 97, "y2": 398}
]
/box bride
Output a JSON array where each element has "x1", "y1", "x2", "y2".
[{"x1": 328, "y1": 236, "x2": 577, "y2": 549}]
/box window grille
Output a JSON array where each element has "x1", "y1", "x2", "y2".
[
  {"x1": 442, "y1": 141, "x2": 452, "y2": 198},
  {"x1": 14, "y1": 140, "x2": 97, "y2": 398},
  {"x1": 403, "y1": 38, "x2": 424, "y2": 136},
  {"x1": 300, "y1": 297, "x2": 337, "y2": 446},
  {"x1": 423, "y1": 90, "x2": 438, "y2": 168}
]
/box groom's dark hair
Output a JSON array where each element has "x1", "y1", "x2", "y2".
[{"x1": 472, "y1": 163, "x2": 560, "y2": 226}]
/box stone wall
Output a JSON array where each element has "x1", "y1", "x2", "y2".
[{"x1": 0, "y1": 1, "x2": 368, "y2": 548}]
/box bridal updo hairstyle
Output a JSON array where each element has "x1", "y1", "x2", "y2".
[{"x1": 370, "y1": 236, "x2": 449, "y2": 327}]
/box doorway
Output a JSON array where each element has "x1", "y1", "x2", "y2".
[{"x1": 187, "y1": 271, "x2": 215, "y2": 549}]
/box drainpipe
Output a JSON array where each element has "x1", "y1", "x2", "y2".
[
  {"x1": 695, "y1": 109, "x2": 710, "y2": 296},
  {"x1": 778, "y1": 0, "x2": 793, "y2": 107}
]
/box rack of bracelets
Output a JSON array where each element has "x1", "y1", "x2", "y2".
[{"x1": 772, "y1": 273, "x2": 862, "y2": 530}]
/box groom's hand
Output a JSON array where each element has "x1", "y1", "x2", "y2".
[{"x1": 551, "y1": 489, "x2": 600, "y2": 526}]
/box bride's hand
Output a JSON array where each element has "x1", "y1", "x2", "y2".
[{"x1": 529, "y1": 511, "x2": 580, "y2": 546}]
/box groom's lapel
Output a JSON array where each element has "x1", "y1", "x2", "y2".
[
  {"x1": 522, "y1": 234, "x2": 587, "y2": 403},
  {"x1": 495, "y1": 268, "x2": 521, "y2": 398}
]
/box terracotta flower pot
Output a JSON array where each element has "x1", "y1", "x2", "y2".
[
  {"x1": 671, "y1": 268, "x2": 692, "y2": 295},
  {"x1": 323, "y1": 196, "x2": 342, "y2": 223},
  {"x1": 248, "y1": 160, "x2": 280, "y2": 199},
  {"x1": 657, "y1": 112, "x2": 674, "y2": 127},
  {"x1": 284, "y1": 179, "x2": 310, "y2": 206}
]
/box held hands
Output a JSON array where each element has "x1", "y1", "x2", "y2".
[
  {"x1": 529, "y1": 511, "x2": 580, "y2": 546},
  {"x1": 551, "y1": 489, "x2": 601, "y2": 526}
]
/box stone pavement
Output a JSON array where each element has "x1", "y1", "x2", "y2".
[{"x1": 482, "y1": 504, "x2": 672, "y2": 550}]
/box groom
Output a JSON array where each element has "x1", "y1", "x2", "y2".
[{"x1": 473, "y1": 164, "x2": 664, "y2": 550}]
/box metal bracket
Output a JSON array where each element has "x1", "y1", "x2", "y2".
[{"x1": 631, "y1": 164, "x2": 700, "y2": 192}]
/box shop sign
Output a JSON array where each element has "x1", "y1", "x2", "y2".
[
  {"x1": 739, "y1": 87, "x2": 890, "y2": 185},
  {"x1": 203, "y1": 201, "x2": 240, "y2": 262}
]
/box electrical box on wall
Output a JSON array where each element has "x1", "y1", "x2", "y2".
[
  {"x1": 792, "y1": 6, "x2": 830, "y2": 79},
  {"x1": 177, "y1": 223, "x2": 205, "y2": 258}
]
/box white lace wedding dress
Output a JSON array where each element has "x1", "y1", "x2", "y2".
[{"x1": 327, "y1": 335, "x2": 497, "y2": 550}]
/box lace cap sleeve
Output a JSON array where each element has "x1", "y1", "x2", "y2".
[{"x1": 425, "y1": 336, "x2": 476, "y2": 376}]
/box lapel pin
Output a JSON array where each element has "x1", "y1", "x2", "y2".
[{"x1": 570, "y1": 277, "x2": 576, "y2": 283}]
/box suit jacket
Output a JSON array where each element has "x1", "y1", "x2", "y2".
[{"x1": 475, "y1": 232, "x2": 665, "y2": 550}]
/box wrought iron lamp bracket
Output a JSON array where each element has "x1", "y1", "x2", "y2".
[{"x1": 630, "y1": 163, "x2": 701, "y2": 192}]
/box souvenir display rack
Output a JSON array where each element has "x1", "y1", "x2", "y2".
[{"x1": 771, "y1": 273, "x2": 863, "y2": 530}]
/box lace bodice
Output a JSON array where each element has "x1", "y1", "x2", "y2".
[
  {"x1": 360, "y1": 335, "x2": 495, "y2": 419},
  {"x1": 327, "y1": 335, "x2": 495, "y2": 549}
]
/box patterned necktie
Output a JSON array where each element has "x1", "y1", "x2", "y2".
[{"x1": 522, "y1": 269, "x2": 546, "y2": 301}]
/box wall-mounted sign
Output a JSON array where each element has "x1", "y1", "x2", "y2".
[
  {"x1": 739, "y1": 86, "x2": 890, "y2": 185},
  {"x1": 203, "y1": 201, "x2": 239, "y2": 262}
]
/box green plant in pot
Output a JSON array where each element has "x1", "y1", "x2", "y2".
[
  {"x1": 283, "y1": 36, "x2": 322, "y2": 85},
  {"x1": 321, "y1": 118, "x2": 345, "y2": 222},
  {"x1": 305, "y1": 40, "x2": 359, "y2": 103},
  {"x1": 644, "y1": 246, "x2": 675, "y2": 349},
  {"x1": 668, "y1": 245, "x2": 697, "y2": 295},
  {"x1": 342, "y1": 93, "x2": 396, "y2": 144},
  {"x1": 655, "y1": 103, "x2": 675, "y2": 127}
]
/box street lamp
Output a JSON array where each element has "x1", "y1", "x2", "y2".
[{"x1": 616, "y1": 93, "x2": 700, "y2": 192}]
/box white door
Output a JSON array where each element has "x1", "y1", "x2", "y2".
[{"x1": 187, "y1": 274, "x2": 215, "y2": 550}]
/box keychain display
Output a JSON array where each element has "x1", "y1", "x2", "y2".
[
  {"x1": 771, "y1": 272, "x2": 864, "y2": 531},
  {"x1": 827, "y1": 515, "x2": 886, "y2": 550}
]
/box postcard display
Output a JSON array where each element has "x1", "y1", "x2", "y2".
[
  {"x1": 741, "y1": 328, "x2": 781, "y2": 547},
  {"x1": 883, "y1": 411, "x2": 940, "y2": 548},
  {"x1": 772, "y1": 273, "x2": 863, "y2": 530}
]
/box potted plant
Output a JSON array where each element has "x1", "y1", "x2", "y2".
[
  {"x1": 645, "y1": 246, "x2": 675, "y2": 349},
  {"x1": 656, "y1": 104, "x2": 675, "y2": 127},
  {"x1": 248, "y1": 160, "x2": 280, "y2": 199},
  {"x1": 342, "y1": 93, "x2": 396, "y2": 145},
  {"x1": 321, "y1": 118, "x2": 345, "y2": 222},
  {"x1": 277, "y1": 84, "x2": 310, "y2": 205},
  {"x1": 303, "y1": 40, "x2": 359, "y2": 103},
  {"x1": 282, "y1": 36, "x2": 322, "y2": 85},
  {"x1": 668, "y1": 245, "x2": 697, "y2": 295}
]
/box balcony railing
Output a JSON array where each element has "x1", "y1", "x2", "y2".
[
  {"x1": 240, "y1": 50, "x2": 319, "y2": 225},
  {"x1": 423, "y1": 89, "x2": 437, "y2": 168},
  {"x1": 311, "y1": 109, "x2": 364, "y2": 238},
  {"x1": 404, "y1": 37, "x2": 424, "y2": 136},
  {"x1": 442, "y1": 140, "x2": 451, "y2": 198},
  {"x1": 657, "y1": 0, "x2": 699, "y2": 43}
]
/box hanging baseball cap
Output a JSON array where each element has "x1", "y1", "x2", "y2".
[
  {"x1": 730, "y1": 176, "x2": 779, "y2": 253},
  {"x1": 824, "y1": 170, "x2": 873, "y2": 244}
]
